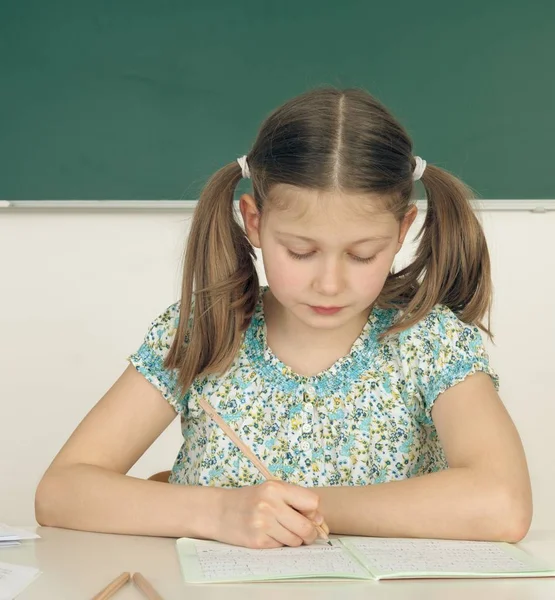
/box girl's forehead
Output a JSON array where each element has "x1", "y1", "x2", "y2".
[{"x1": 265, "y1": 185, "x2": 398, "y2": 234}]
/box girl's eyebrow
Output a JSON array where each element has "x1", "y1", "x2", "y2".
[{"x1": 276, "y1": 232, "x2": 393, "y2": 244}]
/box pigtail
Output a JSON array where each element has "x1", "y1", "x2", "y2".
[
  {"x1": 164, "y1": 162, "x2": 259, "y2": 395},
  {"x1": 382, "y1": 164, "x2": 493, "y2": 338}
]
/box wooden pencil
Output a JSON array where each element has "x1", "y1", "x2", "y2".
[
  {"x1": 132, "y1": 572, "x2": 164, "y2": 600},
  {"x1": 91, "y1": 572, "x2": 130, "y2": 600},
  {"x1": 198, "y1": 395, "x2": 331, "y2": 542}
]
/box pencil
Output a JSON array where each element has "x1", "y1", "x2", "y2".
[
  {"x1": 132, "y1": 572, "x2": 164, "y2": 600},
  {"x1": 91, "y1": 572, "x2": 130, "y2": 600},
  {"x1": 198, "y1": 395, "x2": 331, "y2": 543}
]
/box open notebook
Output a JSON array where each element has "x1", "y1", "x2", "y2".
[{"x1": 176, "y1": 536, "x2": 555, "y2": 583}]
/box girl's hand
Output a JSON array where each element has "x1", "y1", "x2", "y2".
[{"x1": 214, "y1": 480, "x2": 327, "y2": 549}]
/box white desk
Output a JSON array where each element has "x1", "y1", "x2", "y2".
[{"x1": 2, "y1": 527, "x2": 555, "y2": 599}]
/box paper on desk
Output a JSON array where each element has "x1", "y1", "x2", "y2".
[
  {"x1": 0, "y1": 561, "x2": 41, "y2": 600},
  {"x1": 0, "y1": 525, "x2": 40, "y2": 542}
]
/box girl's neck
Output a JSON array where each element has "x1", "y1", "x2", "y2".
[{"x1": 262, "y1": 289, "x2": 371, "y2": 358}]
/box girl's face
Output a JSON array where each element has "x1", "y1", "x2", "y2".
[{"x1": 240, "y1": 185, "x2": 417, "y2": 331}]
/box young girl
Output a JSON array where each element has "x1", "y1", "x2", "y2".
[{"x1": 35, "y1": 87, "x2": 532, "y2": 549}]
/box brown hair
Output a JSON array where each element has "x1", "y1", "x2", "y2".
[{"x1": 165, "y1": 87, "x2": 492, "y2": 395}]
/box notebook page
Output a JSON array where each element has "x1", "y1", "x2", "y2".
[
  {"x1": 341, "y1": 537, "x2": 555, "y2": 579},
  {"x1": 176, "y1": 538, "x2": 370, "y2": 583}
]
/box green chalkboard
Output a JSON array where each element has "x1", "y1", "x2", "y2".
[{"x1": 1, "y1": 0, "x2": 554, "y2": 200}]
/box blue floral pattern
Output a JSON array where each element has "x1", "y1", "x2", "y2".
[{"x1": 128, "y1": 286, "x2": 499, "y2": 488}]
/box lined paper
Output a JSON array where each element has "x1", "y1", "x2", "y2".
[
  {"x1": 178, "y1": 538, "x2": 368, "y2": 582},
  {"x1": 343, "y1": 537, "x2": 552, "y2": 578}
]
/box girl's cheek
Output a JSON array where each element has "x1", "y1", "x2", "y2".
[{"x1": 267, "y1": 256, "x2": 304, "y2": 287}]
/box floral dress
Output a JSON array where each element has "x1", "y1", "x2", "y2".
[{"x1": 128, "y1": 286, "x2": 499, "y2": 487}]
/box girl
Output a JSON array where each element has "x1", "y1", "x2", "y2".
[{"x1": 35, "y1": 88, "x2": 532, "y2": 549}]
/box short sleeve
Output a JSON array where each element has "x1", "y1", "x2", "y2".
[
  {"x1": 127, "y1": 302, "x2": 186, "y2": 414},
  {"x1": 398, "y1": 305, "x2": 500, "y2": 421}
]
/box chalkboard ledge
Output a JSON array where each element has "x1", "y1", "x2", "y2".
[{"x1": 1, "y1": 200, "x2": 554, "y2": 212}]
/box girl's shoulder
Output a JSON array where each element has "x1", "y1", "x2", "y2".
[
  {"x1": 393, "y1": 303, "x2": 489, "y2": 365},
  {"x1": 140, "y1": 301, "x2": 182, "y2": 354},
  {"x1": 127, "y1": 301, "x2": 182, "y2": 411},
  {"x1": 397, "y1": 303, "x2": 482, "y2": 346},
  {"x1": 393, "y1": 304, "x2": 499, "y2": 411}
]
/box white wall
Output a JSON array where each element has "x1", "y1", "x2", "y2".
[{"x1": 1, "y1": 204, "x2": 554, "y2": 530}]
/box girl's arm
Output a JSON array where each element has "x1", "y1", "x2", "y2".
[
  {"x1": 35, "y1": 365, "x2": 221, "y2": 538},
  {"x1": 314, "y1": 372, "x2": 533, "y2": 542},
  {"x1": 35, "y1": 365, "x2": 325, "y2": 547}
]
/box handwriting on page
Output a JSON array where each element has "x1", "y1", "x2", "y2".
[
  {"x1": 349, "y1": 538, "x2": 531, "y2": 574},
  {"x1": 193, "y1": 541, "x2": 367, "y2": 579}
]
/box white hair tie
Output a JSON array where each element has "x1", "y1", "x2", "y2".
[
  {"x1": 237, "y1": 155, "x2": 251, "y2": 179},
  {"x1": 412, "y1": 156, "x2": 427, "y2": 181},
  {"x1": 238, "y1": 154, "x2": 425, "y2": 181}
]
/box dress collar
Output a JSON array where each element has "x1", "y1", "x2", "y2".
[{"x1": 243, "y1": 286, "x2": 397, "y2": 396}]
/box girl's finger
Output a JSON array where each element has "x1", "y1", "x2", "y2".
[
  {"x1": 256, "y1": 535, "x2": 284, "y2": 549},
  {"x1": 276, "y1": 506, "x2": 319, "y2": 546},
  {"x1": 267, "y1": 521, "x2": 305, "y2": 548},
  {"x1": 299, "y1": 509, "x2": 329, "y2": 535},
  {"x1": 277, "y1": 483, "x2": 320, "y2": 514}
]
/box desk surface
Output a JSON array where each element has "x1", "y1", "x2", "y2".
[{"x1": 2, "y1": 527, "x2": 555, "y2": 599}]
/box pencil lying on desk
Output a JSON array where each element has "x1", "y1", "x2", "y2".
[
  {"x1": 198, "y1": 395, "x2": 331, "y2": 543},
  {"x1": 132, "y1": 572, "x2": 164, "y2": 600},
  {"x1": 91, "y1": 572, "x2": 130, "y2": 600}
]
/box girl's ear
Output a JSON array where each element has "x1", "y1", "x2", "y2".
[
  {"x1": 396, "y1": 205, "x2": 418, "y2": 252},
  {"x1": 239, "y1": 194, "x2": 262, "y2": 248}
]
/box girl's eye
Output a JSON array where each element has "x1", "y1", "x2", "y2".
[
  {"x1": 350, "y1": 255, "x2": 377, "y2": 264},
  {"x1": 288, "y1": 250, "x2": 314, "y2": 260},
  {"x1": 287, "y1": 250, "x2": 377, "y2": 264}
]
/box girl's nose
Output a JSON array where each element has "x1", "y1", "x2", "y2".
[{"x1": 313, "y1": 258, "x2": 344, "y2": 296}]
